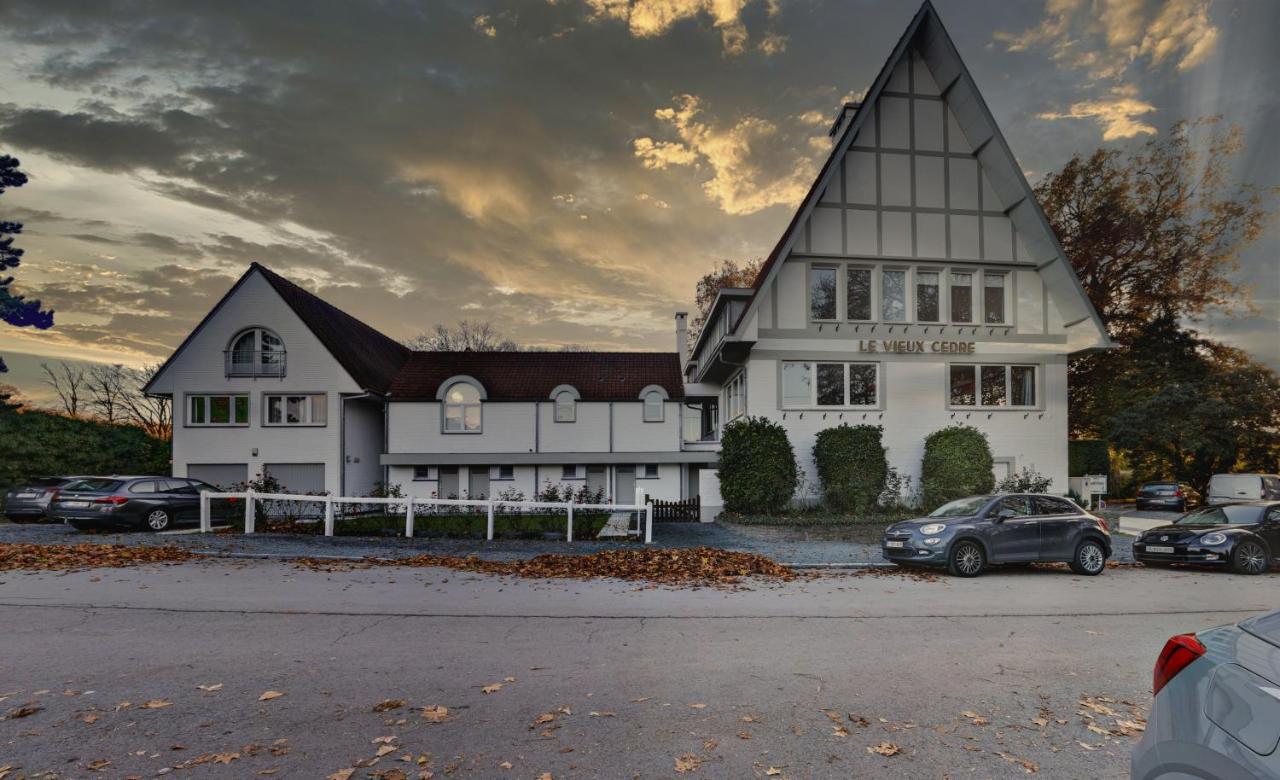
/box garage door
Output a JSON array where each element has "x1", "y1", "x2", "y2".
[
  {"x1": 188, "y1": 463, "x2": 248, "y2": 489},
  {"x1": 263, "y1": 463, "x2": 325, "y2": 494}
]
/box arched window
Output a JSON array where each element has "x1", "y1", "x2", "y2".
[
  {"x1": 443, "y1": 382, "x2": 482, "y2": 432},
  {"x1": 642, "y1": 389, "x2": 665, "y2": 422},
  {"x1": 550, "y1": 385, "x2": 579, "y2": 423},
  {"x1": 227, "y1": 328, "x2": 285, "y2": 377}
]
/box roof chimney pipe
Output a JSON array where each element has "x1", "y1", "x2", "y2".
[{"x1": 674, "y1": 311, "x2": 689, "y2": 365}]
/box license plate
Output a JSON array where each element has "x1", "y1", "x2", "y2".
[
  {"x1": 1146, "y1": 545, "x2": 1174, "y2": 554},
  {"x1": 63, "y1": 500, "x2": 89, "y2": 508},
  {"x1": 885, "y1": 540, "x2": 905, "y2": 548},
  {"x1": 15, "y1": 492, "x2": 37, "y2": 499}
]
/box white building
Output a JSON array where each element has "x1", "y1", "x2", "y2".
[{"x1": 146, "y1": 2, "x2": 1108, "y2": 519}]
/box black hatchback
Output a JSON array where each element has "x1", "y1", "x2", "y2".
[
  {"x1": 51, "y1": 476, "x2": 223, "y2": 532},
  {"x1": 882, "y1": 494, "x2": 1112, "y2": 577},
  {"x1": 1134, "y1": 502, "x2": 1280, "y2": 575}
]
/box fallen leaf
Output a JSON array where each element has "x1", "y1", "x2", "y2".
[
  {"x1": 702, "y1": 738, "x2": 718, "y2": 751},
  {"x1": 373, "y1": 699, "x2": 406, "y2": 712},
  {"x1": 482, "y1": 684, "x2": 503, "y2": 694},
  {"x1": 849, "y1": 714, "x2": 870, "y2": 728},
  {"x1": 537, "y1": 774, "x2": 553, "y2": 780},
  {"x1": 689, "y1": 703, "x2": 707, "y2": 709},
  {"x1": 327, "y1": 770, "x2": 355, "y2": 780},
  {"x1": 867, "y1": 741, "x2": 901, "y2": 757},
  {"x1": 997, "y1": 752, "x2": 1039, "y2": 773},
  {"x1": 589, "y1": 711, "x2": 615, "y2": 718},
  {"x1": 1077, "y1": 741, "x2": 1098, "y2": 751},
  {"x1": 674, "y1": 753, "x2": 702, "y2": 773},
  {"x1": 372, "y1": 736, "x2": 396, "y2": 744},
  {"x1": 86, "y1": 759, "x2": 111, "y2": 771},
  {"x1": 140, "y1": 699, "x2": 172, "y2": 709},
  {"x1": 533, "y1": 712, "x2": 555, "y2": 725},
  {"x1": 498, "y1": 761, "x2": 512, "y2": 770},
  {"x1": 420, "y1": 705, "x2": 448, "y2": 723},
  {"x1": 631, "y1": 697, "x2": 651, "y2": 703},
  {"x1": 197, "y1": 684, "x2": 223, "y2": 692},
  {"x1": 737, "y1": 731, "x2": 752, "y2": 740},
  {"x1": 376, "y1": 745, "x2": 397, "y2": 757},
  {"x1": 258, "y1": 691, "x2": 285, "y2": 701},
  {"x1": 504, "y1": 677, "x2": 516, "y2": 682},
  {"x1": 766, "y1": 769, "x2": 783, "y2": 777},
  {"x1": 832, "y1": 726, "x2": 849, "y2": 737},
  {"x1": 212, "y1": 753, "x2": 239, "y2": 765}
]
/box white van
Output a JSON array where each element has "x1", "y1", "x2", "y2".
[{"x1": 1206, "y1": 473, "x2": 1280, "y2": 505}]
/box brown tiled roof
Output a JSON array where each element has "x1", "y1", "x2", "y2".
[
  {"x1": 253, "y1": 263, "x2": 411, "y2": 393},
  {"x1": 388, "y1": 351, "x2": 684, "y2": 401}
]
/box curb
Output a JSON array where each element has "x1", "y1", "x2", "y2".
[{"x1": 188, "y1": 549, "x2": 896, "y2": 569}]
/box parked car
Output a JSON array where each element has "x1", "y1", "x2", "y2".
[
  {"x1": 51, "y1": 476, "x2": 225, "y2": 532},
  {"x1": 881, "y1": 494, "x2": 1111, "y2": 577},
  {"x1": 3, "y1": 476, "x2": 86, "y2": 523},
  {"x1": 1133, "y1": 501, "x2": 1280, "y2": 575},
  {"x1": 1207, "y1": 473, "x2": 1280, "y2": 505},
  {"x1": 1131, "y1": 609, "x2": 1280, "y2": 778},
  {"x1": 1135, "y1": 481, "x2": 1200, "y2": 512}
]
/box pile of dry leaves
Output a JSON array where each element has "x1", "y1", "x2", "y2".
[
  {"x1": 0, "y1": 542, "x2": 201, "y2": 572},
  {"x1": 296, "y1": 546, "x2": 797, "y2": 586}
]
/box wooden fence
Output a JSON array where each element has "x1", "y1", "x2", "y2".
[{"x1": 649, "y1": 496, "x2": 700, "y2": 522}]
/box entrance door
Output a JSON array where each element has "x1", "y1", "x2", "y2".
[
  {"x1": 985, "y1": 495, "x2": 1040, "y2": 562},
  {"x1": 615, "y1": 465, "x2": 636, "y2": 505},
  {"x1": 467, "y1": 467, "x2": 490, "y2": 499},
  {"x1": 438, "y1": 467, "x2": 460, "y2": 499}
]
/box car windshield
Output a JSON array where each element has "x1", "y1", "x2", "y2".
[
  {"x1": 928, "y1": 496, "x2": 990, "y2": 518},
  {"x1": 61, "y1": 478, "x2": 122, "y2": 493},
  {"x1": 1174, "y1": 505, "x2": 1263, "y2": 526}
]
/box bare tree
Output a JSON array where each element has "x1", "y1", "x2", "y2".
[
  {"x1": 41, "y1": 361, "x2": 87, "y2": 418},
  {"x1": 404, "y1": 320, "x2": 519, "y2": 352},
  {"x1": 117, "y1": 363, "x2": 173, "y2": 440},
  {"x1": 87, "y1": 363, "x2": 128, "y2": 424}
]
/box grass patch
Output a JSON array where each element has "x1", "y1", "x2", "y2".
[{"x1": 720, "y1": 508, "x2": 918, "y2": 543}]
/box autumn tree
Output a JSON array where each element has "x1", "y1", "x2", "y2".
[
  {"x1": 1, "y1": 155, "x2": 54, "y2": 372},
  {"x1": 42, "y1": 361, "x2": 87, "y2": 418},
  {"x1": 686, "y1": 258, "x2": 762, "y2": 344},
  {"x1": 404, "y1": 320, "x2": 518, "y2": 351}
]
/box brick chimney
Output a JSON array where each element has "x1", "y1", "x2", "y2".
[{"x1": 674, "y1": 311, "x2": 689, "y2": 364}]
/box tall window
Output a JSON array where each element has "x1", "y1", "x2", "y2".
[
  {"x1": 781, "y1": 362, "x2": 878, "y2": 408},
  {"x1": 643, "y1": 390, "x2": 665, "y2": 422},
  {"x1": 227, "y1": 328, "x2": 285, "y2": 377},
  {"x1": 554, "y1": 390, "x2": 576, "y2": 422},
  {"x1": 916, "y1": 271, "x2": 940, "y2": 322},
  {"x1": 443, "y1": 382, "x2": 482, "y2": 432},
  {"x1": 810, "y1": 266, "x2": 837, "y2": 320},
  {"x1": 847, "y1": 267, "x2": 872, "y2": 320},
  {"x1": 723, "y1": 373, "x2": 746, "y2": 422},
  {"x1": 265, "y1": 393, "x2": 326, "y2": 426},
  {"x1": 189, "y1": 394, "x2": 249, "y2": 426},
  {"x1": 882, "y1": 269, "x2": 907, "y2": 322},
  {"x1": 950, "y1": 365, "x2": 1036, "y2": 408},
  {"x1": 984, "y1": 273, "x2": 1007, "y2": 324},
  {"x1": 950, "y1": 272, "x2": 973, "y2": 323}
]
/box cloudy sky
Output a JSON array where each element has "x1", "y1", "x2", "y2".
[{"x1": 0, "y1": 0, "x2": 1276, "y2": 406}]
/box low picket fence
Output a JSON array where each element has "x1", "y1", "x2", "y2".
[{"x1": 198, "y1": 490, "x2": 654, "y2": 543}]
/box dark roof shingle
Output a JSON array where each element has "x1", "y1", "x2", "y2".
[{"x1": 388, "y1": 351, "x2": 684, "y2": 401}]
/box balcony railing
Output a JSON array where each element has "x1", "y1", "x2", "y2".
[{"x1": 225, "y1": 350, "x2": 287, "y2": 378}]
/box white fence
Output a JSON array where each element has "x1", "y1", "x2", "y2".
[{"x1": 198, "y1": 489, "x2": 655, "y2": 543}]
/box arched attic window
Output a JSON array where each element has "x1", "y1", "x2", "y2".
[
  {"x1": 227, "y1": 327, "x2": 285, "y2": 377},
  {"x1": 439, "y1": 377, "x2": 485, "y2": 433},
  {"x1": 550, "y1": 385, "x2": 580, "y2": 423},
  {"x1": 640, "y1": 385, "x2": 668, "y2": 423}
]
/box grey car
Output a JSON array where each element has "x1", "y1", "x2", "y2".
[
  {"x1": 3, "y1": 476, "x2": 86, "y2": 523},
  {"x1": 881, "y1": 493, "x2": 1112, "y2": 577},
  {"x1": 1132, "y1": 609, "x2": 1280, "y2": 778}
]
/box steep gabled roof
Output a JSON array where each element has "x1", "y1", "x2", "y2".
[
  {"x1": 388, "y1": 351, "x2": 684, "y2": 402},
  {"x1": 144, "y1": 263, "x2": 410, "y2": 395},
  {"x1": 732, "y1": 0, "x2": 1111, "y2": 349}
]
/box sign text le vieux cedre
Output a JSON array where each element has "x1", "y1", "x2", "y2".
[{"x1": 855, "y1": 339, "x2": 976, "y2": 354}]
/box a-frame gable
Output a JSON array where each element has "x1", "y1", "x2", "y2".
[{"x1": 739, "y1": 1, "x2": 1110, "y2": 350}]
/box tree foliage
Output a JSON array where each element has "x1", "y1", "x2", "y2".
[
  {"x1": 812, "y1": 424, "x2": 888, "y2": 513},
  {"x1": 0, "y1": 154, "x2": 55, "y2": 372},
  {"x1": 920, "y1": 425, "x2": 994, "y2": 510},
  {"x1": 689, "y1": 258, "x2": 762, "y2": 344},
  {"x1": 404, "y1": 320, "x2": 519, "y2": 352},
  {"x1": 717, "y1": 416, "x2": 797, "y2": 514}
]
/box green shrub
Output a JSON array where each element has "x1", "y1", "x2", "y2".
[
  {"x1": 1068, "y1": 440, "x2": 1110, "y2": 477},
  {"x1": 995, "y1": 467, "x2": 1053, "y2": 494},
  {"x1": 920, "y1": 424, "x2": 994, "y2": 510},
  {"x1": 812, "y1": 424, "x2": 887, "y2": 513},
  {"x1": 718, "y1": 416, "x2": 798, "y2": 513}
]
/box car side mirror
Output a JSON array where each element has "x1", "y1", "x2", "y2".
[{"x1": 993, "y1": 508, "x2": 1017, "y2": 521}]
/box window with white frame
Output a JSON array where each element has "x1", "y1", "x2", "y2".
[
  {"x1": 640, "y1": 463, "x2": 659, "y2": 479},
  {"x1": 188, "y1": 394, "x2": 249, "y2": 426},
  {"x1": 882, "y1": 268, "x2": 908, "y2": 322},
  {"x1": 553, "y1": 390, "x2": 576, "y2": 422},
  {"x1": 810, "y1": 265, "x2": 838, "y2": 320},
  {"x1": 412, "y1": 466, "x2": 432, "y2": 481},
  {"x1": 781, "y1": 362, "x2": 878, "y2": 408},
  {"x1": 950, "y1": 271, "x2": 974, "y2": 323},
  {"x1": 561, "y1": 464, "x2": 581, "y2": 480},
  {"x1": 443, "y1": 382, "x2": 482, "y2": 432},
  {"x1": 264, "y1": 393, "x2": 326, "y2": 426},
  {"x1": 949, "y1": 364, "x2": 1036, "y2": 408},
  {"x1": 983, "y1": 271, "x2": 1008, "y2": 324},
  {"x1": 723, "y1": 371, "x2": 747, "y2": 421},
  {"x1": 916, "y1": 270, "x2": 941, "y2": 322},
  {"x1": 643, "y1": 390, "x2": 665, "y2": 422},
  {"x1": 846, "y1": 266, "x2": 873, "y2": 320},
  {"x1": 804, "y1": 263, "x2": 1016, "y2": 326},
  {"x1": 493, "y1": 465, "x2": 515, "y2": 480},
  {"x1": 227, "y1": 327, "x2": 285, "y2": 377}
]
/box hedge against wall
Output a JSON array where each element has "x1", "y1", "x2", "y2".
[
  {"x1": 813, "y1": 424, "x2": 888, "y2": 513},
  {"x1": 717, "y1": 416, "x2": 798, "y2": 513},
  {"x1": 920, "y1": 424, "x2": 994, "y2": 510}
]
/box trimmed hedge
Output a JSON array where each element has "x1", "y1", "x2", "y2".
[
  {"x1": 920, "y1": 424, "x2": 994, "y2": 510},
  {"x1": 1068, "y1": 440, "x2": 1110, "y2": 477},
  {"x1": 813, "y1": 424, "x2": 888, "y2": 513},
  {"x1": 718, "y1": 416, "x2": 798, "y2": 513}
]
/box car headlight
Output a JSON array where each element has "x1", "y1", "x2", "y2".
[
  {"x1": 924, "y1": 537, "x2": 944, "y2": 546},
  {"x1": 1199, "y1": 532, "x2": 1228, "y2": 546},
  {"x1": 920, "y1": 523, "x2": 947, "y2": 536}
]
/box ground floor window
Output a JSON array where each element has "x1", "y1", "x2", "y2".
[
  {"x1": 412, "y1": 466, "x2": 432, "y2": 481},
  {"x1": 493, "y1": 465, "x2": 515, "y2": 480},
  {"x1": 188, "y1": 394, "x2": 249, "y2": 426},
  {"x1": 781, "y1": 362, "x2": 878, "y2": 408},
  {"x1": 950, "y1": 364, "x2": 1036, "y2": 408},
  {"x1": 639, "y1": 463, "x2": 659, "y2": 479}
]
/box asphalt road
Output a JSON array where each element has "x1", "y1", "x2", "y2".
[{"x1": 1, "y1": 559, "x2": 1273, "y2": 779}]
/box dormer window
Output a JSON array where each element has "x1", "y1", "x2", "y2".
[
  {"x1": 642, "y1": 389, "x2": 665, "y2": 422},
  {"x1": 554, "y1": 390, "x2": 576, "y2": 422},
  {"x1": 226, "y1": 328, "x2": 286, "y2": 377},
  {"x1": 443, "y1": 381, "x2": 482, "y2": 432}
]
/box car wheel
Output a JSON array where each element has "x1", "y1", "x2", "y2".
[
  {"x1": 1231, "y1": 540, "x2": 1268, "y2": 575},
  {"x1": 948, "y1": 540, "x2": 985, "y2": 577},
  {"x1": 1070, "y1": 540, "x2": 1107, "y2": 575},
  {"x1": 144, "y1": 508, "x2": 172, "y2": 532}
]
